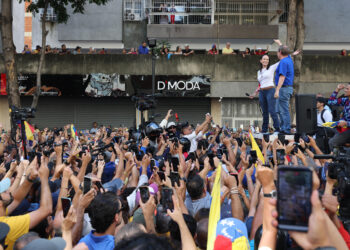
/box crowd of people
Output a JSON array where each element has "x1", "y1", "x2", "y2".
[
  {"x1": 7, "y1": 39, "x2": 350, "y2": 250},
  {"x1": 0, "y1": 102, "x2": 349, "y2": 250},
  {"x1": 21, "y1": 44, "x2": 108, "y2": 55}
]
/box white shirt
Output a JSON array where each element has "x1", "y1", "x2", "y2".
[
  {"x1": 257, "y1": 62, "x2": 279, "y2": 89},
  {"x1": 317, "y1": 108, "x2": 333, "y2": 126},
  {"x1": 183, "y1": 131, "x2": 203, "y2": 152}
]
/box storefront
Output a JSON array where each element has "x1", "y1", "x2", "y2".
[{"x1": 1, "y1": 73, "x2": 212, "y2": 130}]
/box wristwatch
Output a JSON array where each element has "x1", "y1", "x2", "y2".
[{"x1": 263, "y1": 190, "x2": 277, "y2": 198}]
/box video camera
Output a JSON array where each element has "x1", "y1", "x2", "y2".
[
  {"x1": 131, "y1": 95, "x2": 157, "y2": 111},
  {"x1": 10, "y1": 106, "x2": 35, "y2": 121},
  {"x1": 314, "y1": 147, "x2": 350, "y2": 227}
]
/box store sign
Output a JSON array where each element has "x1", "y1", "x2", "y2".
[{"x1": 157, "y1": 80, "x2": 200, "y2": 91}]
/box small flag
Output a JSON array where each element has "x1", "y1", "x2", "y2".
[
  {"x1": 249, "y1": 132, "x2": 265, "y2": 165},
  {"x1": 71, "y1": 124, "x2": 78, "y2": 140},
  {"x1": 24, "y1": 121, "x2": 34, "y2": 142},
  {"x1": 207, "y1": 163, "x2": 222, "y2": 250}
]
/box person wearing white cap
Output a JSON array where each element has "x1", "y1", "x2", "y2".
[{"x1": 0, "y1": 157, "x2": 52, "y2": 250}]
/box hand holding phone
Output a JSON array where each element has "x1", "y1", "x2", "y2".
[
  {"x1": 161, "y1": 188, "x2": 174, "y2": 212},
  {"x1": 83, "y1": 177, "x2": 92, "y2": 194},
  {"x1": 139, "y1": 186, "x2": 150, "y2": 203},
  {"x1": 61, "y1": 197, "x2": 71, "y2": 217},
  {"x1": 277, "y1": 166, "x2": 312, "y2": 232}
]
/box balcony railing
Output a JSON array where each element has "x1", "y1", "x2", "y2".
[{"x1": 146, "y1": 0, "x2": 287, "y2": 25}]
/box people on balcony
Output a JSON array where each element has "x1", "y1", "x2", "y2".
[{"x1": 222, "y1": 42, "x2": 236, "y2": 55}]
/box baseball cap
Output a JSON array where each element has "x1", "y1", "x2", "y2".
[
  {"x1": 167, "y1": 122, "x2": 176, "y2": 129},
  {"x1": 22, "y1": 237, "x2": 66, "y2": 250},
  {"x1": 213, "y1": 218, "x2": 249, "y2": 250},
  {"x1": 0, "y1": 178, "x2": 11, "y2": 194},
  {"x1": 180, "y1": 122, "x2": 190, "y2": 130}
]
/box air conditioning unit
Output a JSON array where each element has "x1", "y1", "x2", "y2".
[{"x1": 125, "y1": 11, "x2": 142, "y2": 21}]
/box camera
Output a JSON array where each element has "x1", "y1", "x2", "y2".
[
  {"x1": 10, "y1": 106, "x2": 35, "y2": 121},
  {"x1": 314, "y1": 147, "x2": 350, "y2": 225}
]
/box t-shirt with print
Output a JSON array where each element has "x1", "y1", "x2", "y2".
[{"x1": 0, "y1": 213, "x2": 30, "y2": 250}]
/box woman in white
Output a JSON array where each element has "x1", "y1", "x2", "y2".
[{"x1": 250, "y1": 55, "x2": 280, "y2": 133}]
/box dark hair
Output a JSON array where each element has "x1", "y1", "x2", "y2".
[
  {"x1": 88, "y1": 192, "x2": 121, "y2": 233},
  {"x1": 259, "y1": 54, "x2": 271, "y2": 72},
  {"x1": 169, "y1": 214, "x2": 197, "y2": 242},
  {"x1": 197, "y1": 139, "x2": 209, "y2": 151},
  {"x1": 31, "y1": 217, "x2": 50, "y2": 238},
  {"x1": 196, "y1": 218, "x2": 208, "y2": 250},
  {"x1": 194, "y1": 208, "x2": 210, "y2": 221},
  {"x1": 186, "y1": 175, "x2": 204, "y2": 200},
  {"x1": 245, "y1": 47, "x2": 251, "y2": 53},
  {"x1": 115, "y1": 233, "x2": 175, "y2": 250},
  {"x1": 254, "y1": 225, "x2": 288, "y2": 250}
]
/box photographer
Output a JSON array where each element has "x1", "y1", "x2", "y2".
[{"x1": 328, "y1": 83, "x2": 350, "y2": 149}]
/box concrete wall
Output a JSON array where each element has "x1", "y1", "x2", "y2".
[
  {"x1": 0, "y1": 97, "x2": 10, "y2": 131},
  {"x1": 32, "y1": 0, "x2": 124, "y2": 49},
  {"x1": 12, "y1": 0, "x2": 25, "y2": 53},
  {"x1": 305, "y1": 0, "x2": 350, "y2": 44},
  {"x1": 123, "y1": 21, "x2": 147, "y2": 49},
  {"x1": 8, "y1": 55, "x2": 350, "y2": 83},
  {"x1": 147, "y1": 24, "x2": 278, "y2": 39},
  {"x1": 57, "y1": 0, "x2": 123, "y2": 42}
]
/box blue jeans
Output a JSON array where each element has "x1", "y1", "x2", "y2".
[
  {"x1": 276, "y1": 86, "x2": 293, "y2": 132},
  {"x1": 259, "y1": 88, "x2": 280, "y2": 132}
]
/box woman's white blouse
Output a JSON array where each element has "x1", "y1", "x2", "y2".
[{"x1": 257, "y1": 62, "x2": 279, "y2": 89}]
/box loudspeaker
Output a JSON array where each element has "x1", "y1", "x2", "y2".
[{"x1": 295, "y1": 94, "x2": 317, "y2": 134}]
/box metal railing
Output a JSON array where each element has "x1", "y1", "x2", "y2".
[
  {"x1": 146, "y1": 0, "x2": 288, "y2": 25},
  {"x1": 39, "y1": 7, "x2": 58, "y2": 22},
  {"x1": 124, "y1": 0, "x2": 144, "y2": 21}
]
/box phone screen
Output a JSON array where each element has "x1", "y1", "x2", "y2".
[
  {"x1": 158, "y1": 171, "x2": 166, "y2": 181},
  {"x1": 171, "y1": 157, "x2": 179, "y2": 172},
  {"x1": 169, "y1": 172, "x2": 180, "y2": 186},
  {"x1": 83, "y1": 177, "x2": 92, "y2": 194},
  {"x1": 277, "y1": 166, "x2": 312, "y2": 232},
  {"x1": 61, "y1": 197, "x2": 71, "y2": 217},
  {"x1": 150, "y1": 159, "x2": 156, "y2": 172},
  {"x1": 161, "y1": 188, "x2": 174, "y2": 212},
  {"x1": 235, "y1": 138, "x2": 242, "y2": 147},
  {"x1": 276, "y1": 149, "x2": 285, "y2": 165},
  {"x1": 263, "y1": 134, "x2": 270, "y2": 143},
  {"x1": 140, "y1": 186, "x2": 150, "y2": 203},
  {"x1": 278, "y1": 134, "x2": 286, "y2": 145}
]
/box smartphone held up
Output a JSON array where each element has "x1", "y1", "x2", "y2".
[{"x1": 277, "y1": 166, "x2": 312, "y2": 232}]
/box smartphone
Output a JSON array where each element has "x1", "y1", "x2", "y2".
[
  {"x1": 150, "y1": 159, "x2": 156, "y2": 172},
  {"x1": 169, "y1": 172, "x2": 180, "y2": 186},
  {"x1": 224, "y1": 130, "x2": 230, "y2": 137},
  {"x1": 139, "y1": 186, "x2": 150, "y2": 203},
  {"x1": 229, "y1": 173, "x2": 239, "y2": 186},
  {"x1": 263, "y1": 134, "x2": 270, "y2": 143},
  {"x1": 161, "y1": 188, "x2": 174, "y2": 212},
  {"x1": 301, "y1": 133, "x2": 310, "y2": 143},
  {"x1": 171, "y1": 157, "x2": 179, "y2": 172},
  {"x1": 276, "y1": 149, "x2": 286, "y2": 165},
  {"x1": 250, "y1": 150, "x2": 257, "y2": 164},
  {"x1": 235, "y1": 138, "x2": 242, "y2": 147},
  {"x1": 158, "y1": 171, "x2": 166, "y2": 181},
  {"x1": 278, "y1": 134, "x2": 286, "y2": 145},
  {"x1": 83, "y1": 177, "x2": 92, "y2": 194},
  {"x1": 61, "y1": 197, "x2": 71, "y2": 217},
  {"x1": 95, "y1": 181, "x2": 105, "y2": 193},
  {"x1": 277, "y1": 166, "x2": 312, "y2": 232}
]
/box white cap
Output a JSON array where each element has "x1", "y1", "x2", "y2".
[{"x1": 167, "y1": 121, "x2": 176, "y2": 128}]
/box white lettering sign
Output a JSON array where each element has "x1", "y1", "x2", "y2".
[{"x1": 156, "y1": 80, "x2": 201, "y2": 91}]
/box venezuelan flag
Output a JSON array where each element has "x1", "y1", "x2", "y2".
[
  {"x1": 24, "y1": 121, "x2": 34, "y2": 142},
  {"x1": 207, "y1": 163, "x2": 222, "y2": 250},
  {"x1": 249, "y1": 132, "x2": 265, "y2": 165},
  {"x1": 71, "y1": 124, "x2": 78, "y2": 140}
]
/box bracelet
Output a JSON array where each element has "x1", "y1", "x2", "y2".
[
  {"x1": 230, "y1": 187, "x2": 239, "y2": 195},
  {"x1": 26, "y1": 174, "x2": 34, "y2": 183}
]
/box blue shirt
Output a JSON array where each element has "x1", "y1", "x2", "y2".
[
  {"x1": 138, "y1": 45, "x2": 149, "y2": 54},
  {"x1": 79, "y1": 231, "x2": 115, "y2": 250},
  {"x1": 274, "y1": 55, "x2": 294, "y2": 86}
]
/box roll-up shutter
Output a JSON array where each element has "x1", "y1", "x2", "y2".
[
  {"x1": 22, "y1": 97, "x2": 135, "y2": 130},
  {"x1": 152, "y1": 97, "x2": 210, "y2": 125}
]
